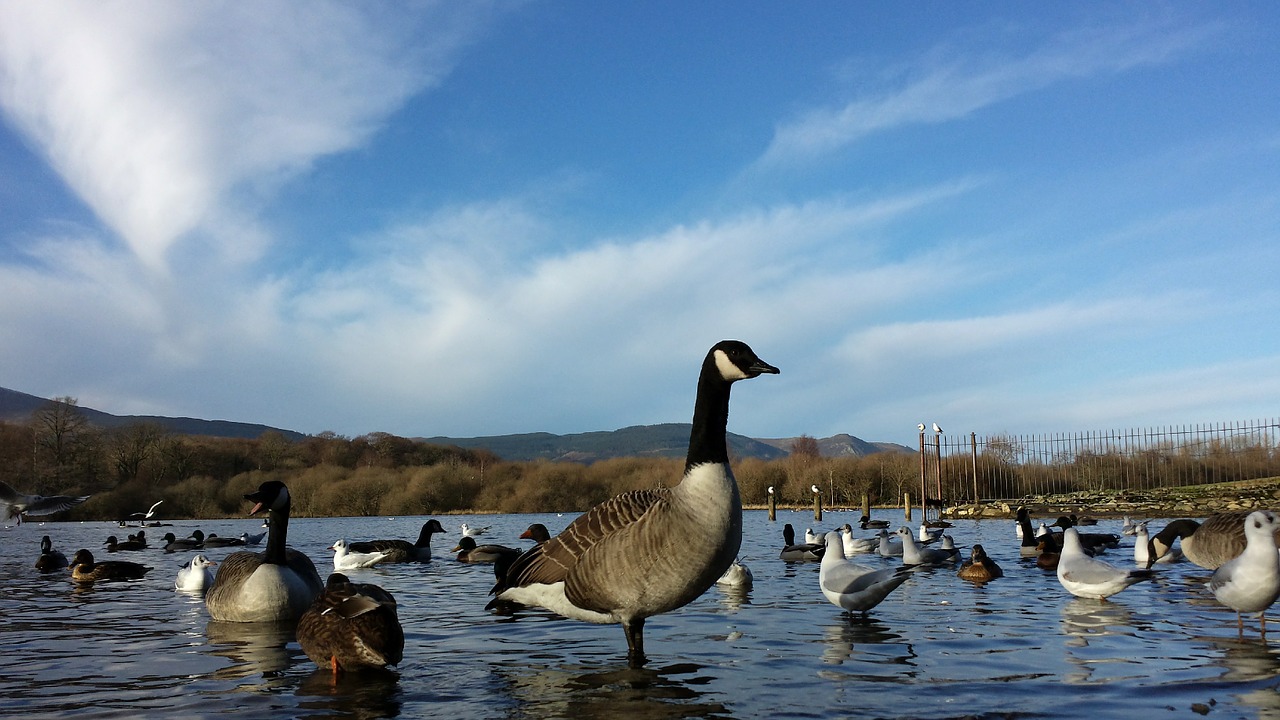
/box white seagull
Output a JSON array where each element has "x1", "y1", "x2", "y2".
[
  {"x1": 460, "y1": 523, "x2": 490, "y2": 537},
  {"x1": 917, "y1": 423, "x2": 926, "y2": 432},
  {"x1": 1056, "y1": 528, "x2": 1152, "y2": 600},
  {"x1": 838, "y1": 524, "x2": 877, "y2": 555},
  {"x1": 876, "y1": 529, "x2": 903, "y2": 558},
  {"x1": 932, "y1": 423, "x2": 943, "y2": 433},
  {"x1": 0, "y1": 481, "x2": 90, "y2": 525},
  {"x1": 896, "y1": 527, "x2": 959, "y2": 567},
  {"x1": 804, "y1": 528, "x2": 824, "y2": 546},
  {"x1": 329, "y1": 539, "x2": 391, "y2": 570},
  {"x1": 176, "y1": 554, "x2": 218, "y2": 592},
  {"x1": 819, "y1": 531, "x2": 911, "y2": 615},
  {"x1": 715, "y1": 559, "x2": 754, "y2": 590},
  {"x1": 1134, "y1": 522, "x2": 1183, "y2": 565},
  {"x1": 810, "y1": 484, "x2": 820, "y2": 494},
  {"x1": 1209, "y1": 510, "x2": 1280, "y2": 637},
  {"x1": 131, "y1": 500, "x2": 164, "y2": 524}
]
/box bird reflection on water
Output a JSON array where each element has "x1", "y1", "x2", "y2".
[
  {"x1": 491, "y1": 661, "x2": 733, "y2": 720},
  {"x1": 205, "y1": 620, "x2": 296, "y2": 679}
]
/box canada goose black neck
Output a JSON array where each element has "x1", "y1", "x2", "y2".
[
  {"x1": 684, "y1": 341, "x2": 779, "y2": 474},
  {"x1": 247, "y1": 482, "x2": 291, "y2": 566}
]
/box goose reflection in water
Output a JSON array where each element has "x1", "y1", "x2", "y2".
[
  {"x1": 491, "y1": 661, "x2": 731, "y2": 720},
  {"x1": 205, "y1": 620, "x2": 296, "y2": 679}
]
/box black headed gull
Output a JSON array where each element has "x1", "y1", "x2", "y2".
[
  {"x1": 819, "y1": 531, "x2": 911, "y2": 615},
  {"x1": 1057, "y1": 528, "x2": 1152, "y2": 600},
  {"x1": 0, "y1": 481, "x2": 90, "y2": 525},
  {"x1": 1209, "y1": 510, "x2": 1280, "y2": 636}
]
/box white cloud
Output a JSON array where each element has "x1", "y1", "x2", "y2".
[
  {"x1": 756, "y1": 20, "x2": 1217, "y2": 167},
  {"x1": 0, "y1": 0, "x2": 494, "y2": 271}
]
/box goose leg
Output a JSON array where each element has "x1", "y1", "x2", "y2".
[{"x1": 624, "y1": 618, "x2": 647, "y2": 667}]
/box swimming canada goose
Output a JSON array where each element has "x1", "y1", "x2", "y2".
[
  {"x1": 69, "y1": 549, "x2": 151, "y2": 583},
  {"x1": 1056, "y1": 528, "x2": 1152, "y2": 600},
  {"x1": 779, "y1": 522, "x2": 824, "y2": 561},
  {"x1": 1148, "y1": 511, "x2": 1280, "y2": 570},
  {"x1": 35, "y1": 535, "x2": 69, "y2": 572},
  {"x1": 205, "y1": 481, "x2": 324, "y2": 622},
  {"x1": 452, "y1": 536, "x2": 522, "y2": 564},
  {"x1": 1015, "y1": 508, "x2": 1042, "y2": 556},
  {"x1": 348, "y1": 519, "x2": 447, "y2": 563},
  {"x1": 819, "y1": 531, "x2": 912, "y2": 615},
  {"x1": 1208, "y1": 510, "x2": 1280, "y2": 637},
  {"x1": 957, "y1": 544, "x2": 1003, "y2": 583},
  {"x1": 329, "y1": 539, "x2": 391, "y2": 570},
  {"x1": 488, "y1": 340, "x2": 778, "y2": 666},
  {"x1": 104, "y1": 535, "x2": 146, "y2": 552},
  {"x1": 176, "y1": 555, "x2": 218, "y2": 592},
  {"x1": 0, "y1": 481, "x2": 90, "y2": 525},
  {"x1": 297, "y1": 573, "x2": 404, "y2": 674}
]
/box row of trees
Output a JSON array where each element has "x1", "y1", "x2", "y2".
[{"x1": 1, "y1": 398, "x2": 922, "y2": 522}]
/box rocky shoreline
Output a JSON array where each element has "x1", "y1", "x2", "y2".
[{"x1": 946, "y1": 477, "x2": 1280, "y2": 520}]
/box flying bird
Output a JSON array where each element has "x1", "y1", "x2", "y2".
[
  {"x1": 130, "y1": 500, "x2": 164, "y2": 524},
  {"x1": 0, "y1": 481, "x2": 90, "y2": 525}
]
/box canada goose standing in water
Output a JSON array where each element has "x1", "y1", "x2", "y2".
[
  {"x1": 297, "y1": 573, "x2": 404, "y2": 674},
  {"x1": 1148, "y1": 511, "x2": 1280, "y2": 570},
  {"x1": 205, "y1": 481, "x2": 323, "y2": 622},
  {"x1": 488, "y1": 340, "x2": 778, "y2": 666}
]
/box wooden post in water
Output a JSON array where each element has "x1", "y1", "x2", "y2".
[
  {"x1": 904, "y1": 492, "x2": 912, "y2": 521},
  {"x1": 861, "y1": 494, "x2": 871, "y2": 520},
  {"x1": 767, "y1": 488, "x2": 776, "y2": 521},
  {"x1": 813, "y1": 486, "x2": 822, "y2": 521},
  {"x1": 970, "y1": 432, "x2": 979, "y2": 504}
]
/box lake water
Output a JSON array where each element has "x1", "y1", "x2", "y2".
[{"x1": 3, "y1": 509, "x2": 1280, "y2": 719}]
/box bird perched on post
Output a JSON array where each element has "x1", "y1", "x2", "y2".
[
  {"x1": 932, "y1": 423, "x2": 943, "y2": 433},
  {"x1": 487, "y1": 340, "x2": 778, "y2": 667}
]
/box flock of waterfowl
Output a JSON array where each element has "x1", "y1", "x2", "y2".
[{"x1": 14, "y1": 339, "x2": 1280, "y2": 677}]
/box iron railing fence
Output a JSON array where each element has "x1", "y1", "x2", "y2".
[{"x1": 917, "y1": 418, "x2": 1280, "y2": 505}]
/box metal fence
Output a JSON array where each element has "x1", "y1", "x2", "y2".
[{"x1": 918, "y1": 418, "x2": 1280, "y2": 504}]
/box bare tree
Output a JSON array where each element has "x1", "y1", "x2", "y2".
[{"x1": 31, "y1": 397, "x2": 90, "y2": 492}]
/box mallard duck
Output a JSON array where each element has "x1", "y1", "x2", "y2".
[
  {"x1": 779, "y1": 523, "x2": 824, "y2": 561},
  {"x1": 104, "y1": 535, "x2": 146, "y2": 552},
  {"x1": 520, "y1": 523, "x2": 551, "y2": 545},
  {"x1": 202, "y1": 533, "x2": 247, "y2": 548},
  {"x1": 488, "y1": 340, "x2": 778, "y2": 666},
  {"x1": 35, "y1": 535, "x2": 68, "y2": 573},
  {"x1": 205, "y1": 481, "x2": 324, "y2": 622},
  {"x1": 957, "y1": 544, "x2": 1003, "y2": 583},
  {"x1": 297, "y1": 573, "x2": 404, "y2": 674},
  {"x1": 69, "y1": 549, "x2": 151, "y2": 583},
  {"x1": 348, "y1": 519, "x2": 447, "y2": 563},
  {"x1": 163, "y1": 531, "x2": 204, "y2": 553},
  {"x1": 452, "y1": 536, "x2": 521, "y2": 564}
]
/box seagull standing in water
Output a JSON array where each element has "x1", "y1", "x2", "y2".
[
  {"x1": 819, "y1": 531, "x2": 911, "y2": 615},
  {"x1": 1209, "y1": 510, "x2": 1280, "y2": 637},
  {"x1": 1057, "y1": 528, "x2": 1152, "y2": 600}
]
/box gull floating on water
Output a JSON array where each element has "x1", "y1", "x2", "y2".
[
  {"x1": 330, "y1": 539, "x2": 391, "y2": 570},
  {"x1": 896, "y1": 527, "x2": 959, "y2": 567},
  {"x1": 176, "y1": 554, "x2": 217, "y2": 592},
  {"x1": 1056, "y1": 528, "x2": 1152, "y2": 600},
  {"x1": 460, "y1": 523, "x2": 490, "y2": 537}
]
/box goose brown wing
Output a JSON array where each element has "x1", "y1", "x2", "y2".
[{"x1": 500, "y1": 488, "x2": 667, "y2": 590}]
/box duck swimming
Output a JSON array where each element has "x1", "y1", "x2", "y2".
[
  {"x1": 69, "y1": 549, "x2": 151, "y2": 583},
  {"x1": 297, "y1": 573, "x2": 404, "y2": 674}
]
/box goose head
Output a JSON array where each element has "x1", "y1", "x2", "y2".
[
  {"x1": 245, "y1": 481, "x2": 291, "y2": 516},
  {"x1": 710, "y1": 340, "x2": 780, "y2": 382}
]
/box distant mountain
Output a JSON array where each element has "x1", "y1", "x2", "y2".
[
  {"x1": 755, "y1": 433, "x2": 915, "y2": 457},
  {"x1": 423, "y1": 427, "x2": 911, "y2": 463},
  {"x1": 0, "y1": 386, "x2": 306, "y2": 441},
  {"x1": 1, "y1": 385, "x2": 909, "y2": 461}
]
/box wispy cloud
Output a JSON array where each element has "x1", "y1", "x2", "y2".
[
  {"x1": 755, "y1": 19, "x2": 1218, "y2": 168},
  {"x1": 0, "y1": 1, "x2": 496, "y2": 271}
]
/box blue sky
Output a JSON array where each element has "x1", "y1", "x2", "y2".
[{"x1": 1, "y1": 2, "x2": 1278, "y2": 448}]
